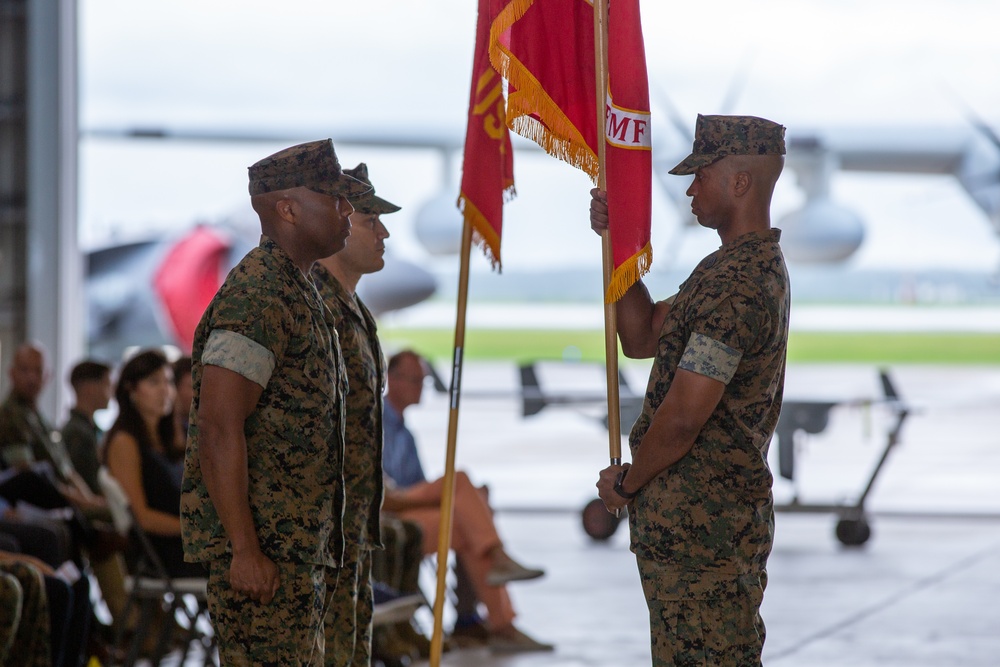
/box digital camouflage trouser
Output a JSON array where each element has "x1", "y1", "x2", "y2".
[
  {"x1": 324, "y1": 545, "x2": 373, "y2": 667},
  {"x1": 0, "y1": 561, "x2": 50, "y2": 667},
  {"x1": 0, "y1": 571, "x2": 21, "y2": 662},
  {"x1": 638, "y1": 557, "x2": 766, "y2": 667},
  {"x1": 207, "y1": 559, "x2": 336, "y2": 667}
]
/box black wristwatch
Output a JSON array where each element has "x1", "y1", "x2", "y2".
[{"x1": 613, "y1": 470, "x2": 639, "y2": 500}]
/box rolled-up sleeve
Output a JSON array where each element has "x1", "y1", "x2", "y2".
[
  {"x1": 679, "y1": 331, "x2": 742, "y2": 384},
  {"x1": 202, "y1": 328, "x2": 276, "y2": 388}
]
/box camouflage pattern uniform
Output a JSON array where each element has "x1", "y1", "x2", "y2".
[
  {"x1": 313, "y1": 162, "x2": 398, "y2": 666},
  {"x1": 0, "y1": 560, "x2": 50, "y2": 667},
  {"x1": 0, "y1": 570, "x2": 21, "y2": 662},
  {"x1": 627, "y1": 228, "x2": 789, "y2": 667},
  {"x1": 313, "y1": 263, "x2": 386, "y2": 667},
  {"x1": 181, "y1": 235, "x2": 348, "y2": 666},
  {"x1": 0, "y1": 395, "x2": 75, "y2": 481},
  {"x1": 667, "y1": 114, "x2": 788, "y2": 176},
  {"x1": 621, "y1": 113, "x2": 789, "y2": 667}
]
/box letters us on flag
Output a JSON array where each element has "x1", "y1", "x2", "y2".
[{"x1": 458, "y1": 0, "x2": 515, "y2": 269}]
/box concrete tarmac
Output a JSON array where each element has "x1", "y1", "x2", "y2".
[
  {"x1": 405, "y1": 363, "x2": 1000, "y2": 666},
  {"x1": 166, "y1": 363, "x2": 1000, "y2": 666}
]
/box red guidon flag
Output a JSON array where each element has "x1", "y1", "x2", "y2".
[
  {"x1": 458, "y1": 0, "x2": 516, "y2": 270},
  {"x1": 490, "y1": 0, "x2": 651, "y2": 301}
]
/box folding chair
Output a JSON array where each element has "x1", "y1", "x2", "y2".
[{"x1": 97, "y1": 467, "x2": 216, "y2": 666}]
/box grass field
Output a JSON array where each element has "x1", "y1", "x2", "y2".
[{"x1": 379, "y1": 328, "x2": 1000, "y2": 365}]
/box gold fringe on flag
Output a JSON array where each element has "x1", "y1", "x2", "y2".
[
  {"x1": 490, "y1": 0, "x2": 600, "y2": 182},
  {"x1": 457, "y1": 190, "x2": 513, "y2": 272},
  {"x1": 605, "y1": 241, "x2": 652, "y2": 303},
  {"x1": 506, "y1": 95, "x2": 599, "y2": 183}
]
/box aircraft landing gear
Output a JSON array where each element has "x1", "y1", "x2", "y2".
[
  {"x1": 835, "y1": 515, "x2": 872, "y2": 547},
  {"x1": 775, "y1": 369, "x2": 910, "y2": 548}
]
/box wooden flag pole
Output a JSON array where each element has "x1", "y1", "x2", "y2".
[
  {"x1": 593, "y1": 0, "x2": 622, "y2": 469},
  {"x1": 429, "y1": 216, "x2": 474, "y2": 666}
]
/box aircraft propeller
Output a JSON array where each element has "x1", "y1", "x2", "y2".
[
  {"x1": 947, "y1": 91, "x2": 1000, "y2": 259},
  {"x1": 648, "y1": 59, "x2": 867, "y2": 268}
]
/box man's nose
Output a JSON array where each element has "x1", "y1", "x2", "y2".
[{"x1": 341, "y1": 197, "x2": 355, "y2": 217}]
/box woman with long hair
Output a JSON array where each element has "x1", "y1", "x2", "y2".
[{"x1": 104, "y1": 349, "x2": 202, "y2": 578}]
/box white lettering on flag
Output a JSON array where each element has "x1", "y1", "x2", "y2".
[{"x1": 605, "y1": 99, "x2": 651, "y2": 150}]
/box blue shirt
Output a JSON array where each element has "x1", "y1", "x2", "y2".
[{"x1": 381, "y1": 401, "x2": 426, "y2": 489}]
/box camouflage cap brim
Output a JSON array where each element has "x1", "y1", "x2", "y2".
[
  {"x1": 668, "y1": 152, "x2": 722, "y2": 176},
  {"x1": 352, "y1": 194, "x2": 401, "y2": 215},
  {"x1": 342, "y1": 162, "x2": 398, "y2": 214},
  {"x1": 309, "y1": 172, "x2": 373, "y2": 199}
]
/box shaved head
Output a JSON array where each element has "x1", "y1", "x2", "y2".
[
  {"x1": 9, "y1": 342, "x2": 47, "y2": 402},
  {"x1": 719, "y1": 154, "x2": 784, "y2": 204},
  {"x1": 251, "y1": 190, "x2": 292, "y2": 236}
]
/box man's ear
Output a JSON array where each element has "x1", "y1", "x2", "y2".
[
  {"x1": 274, "y1": 195, "x2": 296, "y2": 225},
  {"x1": 732, "y1": 171, "x2": 752, "y2": 198}
]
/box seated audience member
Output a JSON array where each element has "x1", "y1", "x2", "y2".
[
  {"x1": 0, "y1": 343, "x2": 106, "y2": 516},
  {"x1": 382, "y1": 350, "x2": 491, "y2": 646},
  {"x1": 62, "y1": 360, "x2": 113, "y2": 497},
  {"x1": 59, "y1": 359, "x2": 130, "y2": 627},
  {"x1": 0, "y1": 348, "x2": 124, "y2": 657},
  {"x1": 382, "y1": 350, "x2": 552, "y2": 653},
  {"x1": 104, "y1": 349, "x2": 204, "y2": 578}
]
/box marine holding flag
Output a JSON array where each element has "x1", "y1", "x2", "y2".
[
  {"x1": 484, "y1": 4, "x2": 788, "y2": 661},
  {"x1": 593, "y1": 114, "x2": 790, "y2": 666}
]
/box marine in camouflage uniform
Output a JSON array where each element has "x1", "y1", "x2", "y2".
[
  {"x1": 594, "y1": 115, "x2": 789, "y2": 667},
  {"x1": 312, "y1": 163, "x2": 398, "y2": 666},
  {"x1": 180, "y1": 139, "x2": 371, "y2": 666}
]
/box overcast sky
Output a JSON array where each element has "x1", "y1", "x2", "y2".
[{"x1": 78, "y1": 0, "x2": 1000, "y2": 275}]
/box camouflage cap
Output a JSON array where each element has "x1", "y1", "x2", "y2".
[
  {"x1": 669, "y1": 114, "x2": 786, "y2": 175},
  {"x1": 344, "y1": 163, "x2": 401, "y2": 215},
  {"x1": 248, "y1": 139, "x2": 373, "y2": 199}
]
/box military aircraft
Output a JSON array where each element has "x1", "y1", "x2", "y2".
[
  {"x1": 85, "y1": 216, "x2": 437, "y2": 362},
  {"x1": 88, "y1": 107, "x2": 1000, "y2": 263},
  {"x1": 81, "y1": 127, "x2": 464, "y2": 362},
  {"x1": 81, "y1": 109, "x2": 1000, "y2": 362}
]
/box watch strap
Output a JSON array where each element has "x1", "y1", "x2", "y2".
[{"x1": 613, "y1": 470, "x2": 639, "y2": 499}]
